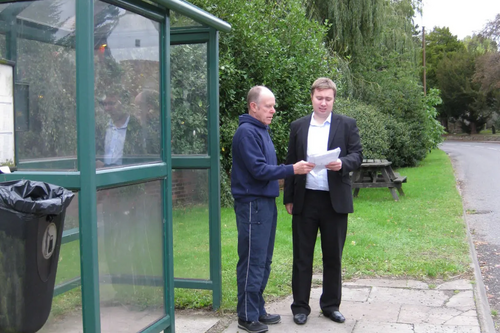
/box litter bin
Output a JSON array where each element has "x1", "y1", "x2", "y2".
[{"x1": 0, "y1": 180, "x2": 75, "y2": 333}]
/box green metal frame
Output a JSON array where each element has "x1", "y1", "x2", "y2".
[
  {"x1": 75, "y1": 0, "x2": 101, "y2": 331},
  {"x1": 208, "y1": 27, "x2": 222, "y2": 308},
  {"x1": 162, "y1": 9, "x2": 176, "y2": 333},
  {"x1": 0, "y1": 0, "x2": 229, "y2": 331}
]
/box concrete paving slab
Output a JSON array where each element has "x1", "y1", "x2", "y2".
[
  {"x1": 175, "y1": 315, "x2": 219, "y2": 333},
  {"x1": 265, "y1": 295, "x2": 294, "y2": 314},
  {"x1": 437, "y1": 280, "x2": 473, "y2": 291},
  {"x1": 343, "y1": 286, "x2": 372, "y2": 302},
  {"x1": 100, "y1": 307, "x2": 164, "y2": 332},
  {"x1": 346, "y1": 279, "x2": 429, "y2": 290},
  {"x1": 39, "y1": 312, "x2": 83, "y2": 333},
  {"x1": 399, "y1": 304, "x2": 462, "y2": 325},
  {"x1": 442, "y1": 310, "x2": 479, "y2": 326},
  {"x1": 368, "y1": 286, "x2": 448, "y2": 307},
  {"x1": 413, "y1": 324, "x2": 481, "y2": 333},
  {"x1": 40, "y1": 306, "x2": 164, "y2": 333},
  {"x1": 310, "y1": 286, "x2": 373, "y2": 303},
  {"x1": 352, "y1": 321, "x2": 414, "y2": 333},
  {"x1": 445, "y1": 290, "x2": 476, "y2": 311},
  {"x1": 341, "y1": 301, "x2": 401, "y2": 322}
]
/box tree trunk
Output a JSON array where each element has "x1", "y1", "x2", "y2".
[{"x1": 470, "y1": 122, "x2": 478, "y2": 134}]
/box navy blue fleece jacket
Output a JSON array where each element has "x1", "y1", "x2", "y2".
[{"x1": 231, "y1": 114, "x2": 294, "y2": 202}]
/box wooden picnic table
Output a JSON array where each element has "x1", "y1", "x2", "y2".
[{"x1": 351, "y1": 159, "x2": 407, "y2": 201}]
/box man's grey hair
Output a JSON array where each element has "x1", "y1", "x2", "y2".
[{"x1": 247, "y1": 85, "x2": 272, "y2": 111}]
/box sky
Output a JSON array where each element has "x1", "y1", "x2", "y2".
[{"x1": 415, "y1": 0, "x2": 500, "y2": 40}]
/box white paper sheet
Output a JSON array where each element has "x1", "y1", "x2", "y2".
[
  {"x1": 307, "y1": 147, "x2": 341, "y2": 175},
  {"x1": 0, "y1": 166, "x2": 11, "y2": 174}
]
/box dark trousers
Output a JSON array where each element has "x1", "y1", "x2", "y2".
[
  {"x1": 234, "y1": 197, "x2": 277, "y2": 322},
  {"x1": 291, "y1": 190, "x2": 348, "y2": 316}
]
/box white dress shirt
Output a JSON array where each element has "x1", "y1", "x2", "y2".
[
  {"x1": 104, "y1": 116, "x2": 130, "y2": 166},
  {"x1": 305, "y1": 112, "x2": 331, "y2": 191}
]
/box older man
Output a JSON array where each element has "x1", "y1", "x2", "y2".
[
  {"x1": 231, "y1": 86, "x2": 314, "y2": 333},
  {"x1": 284, "y1": 78, "x2": 363, "y2": 325}
]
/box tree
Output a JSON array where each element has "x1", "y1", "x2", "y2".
[
  {"x1": 304, "y1": 0, "x2": 384, "y2": 59},
  {"x1": 469, "y1": 33, "x2": 500, "y2": 95},
  {"x1": 481, "y1": 13, "x2": 500, "y2": 44},
  {"x1": 474, "y1": 51, "x2": 500, "y2": 93},
  {"x1": 436, "y1": 47, "x2": 492, "y2": 134},
  {"x1": 305, "y1": 0, "x2": 438, "y2": 166},
  {"x1": 424, "y1": 27, "x2": 465, "y2": 91},
  {"x1": 473, "y1": 47, "x2": 500, "y2": 132}
]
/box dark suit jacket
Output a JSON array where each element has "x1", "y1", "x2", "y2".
[{"x1": 284, "y1": 113, "x2": 363, "y2": 214}]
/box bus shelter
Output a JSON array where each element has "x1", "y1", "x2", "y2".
[{"x1": 0, "y1": 0, "x2": 230, "y2": 332}]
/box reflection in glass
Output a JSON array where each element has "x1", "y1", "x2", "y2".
[
  {"x1": 97, "y1": 181, "x2": 164, "y2": 332},
  {"x1": 2, "y1": 0, "x2": 78, "y2": 170},
  {"x1": 94, "y1": 1, "x2": 161, "y2": 169},
  {"x1": 39, "y1": 192, "x2": 82, "y2": 333},
  {"x1": 170, "y1": 11, "x2": 204, "y2": 28},
  {"x1": 0, "y1": 34, "x2": 5, "y2": 58},
  {"x1": 171, "y1": 43, "x2": 208, "y2": 155},
  {"x1": 172, "y1": 169, "x2": 210, "y2": 279}
]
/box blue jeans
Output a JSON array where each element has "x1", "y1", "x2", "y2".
[{"x1": 234, "y1": 197, "x2": 277, "y2": 322}]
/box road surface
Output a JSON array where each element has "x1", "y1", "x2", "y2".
[{"x1": 440, "y1": 140, "x2": 500, "y2": 331}]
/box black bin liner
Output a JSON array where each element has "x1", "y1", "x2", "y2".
[{"x1": 0, "y1": 180, "x2": 75, "y2": 333}]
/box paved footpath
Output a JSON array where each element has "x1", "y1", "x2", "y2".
[
  {"x1": 40, "y1": 276, "x2": 492, "y2": 333},
  {"x1": 177, "y1": 277, "x2": 494, "y2": 333}
]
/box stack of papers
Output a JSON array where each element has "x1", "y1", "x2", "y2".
[{"x1": 307, "y1": 147, "x2": 341, "y2": 175}]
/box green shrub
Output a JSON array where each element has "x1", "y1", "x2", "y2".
[
  {"x1": 191, "y1": 0, "x2": 340, "y2": 167},
  {"x1": 422, "y1": 89, "x2": 445, "y2": 150},
  {"x1": 220, "y1": 167, "x2": 233, "y2": 208},
  {"x1": 335, "y1": 98, "x2": 389, "y2": 159},
  {"x1": 385, "y1": 117, "x2": 426, "y2": 167},
  {"x1": 352, "y1": 49, "x2": 437, "y2": 167}
]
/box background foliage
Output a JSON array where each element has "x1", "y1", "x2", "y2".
[
  {"x1": 187, "y1": 0, "x2": 444, "y2": 182},
  {"x1": 425, "y1": 18, "x2": 499, "y2": 134}
]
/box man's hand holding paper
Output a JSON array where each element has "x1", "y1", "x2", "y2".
[{"x1": 307, "y1": 147, "x2": 341, "y2": 175}]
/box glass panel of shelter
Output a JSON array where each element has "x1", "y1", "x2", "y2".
[
  {"x1": 0, "y1": 0, "x2": 78, "y2": 170},
  {"x1": 0, "y1": 0, "x2": 164, "y2": 171},
  {"x1": 91, "y1": 2, "x2": 165, "y2": 332},
  {"x1": 94, "y1": 0, "x2": 161, "y2": 169},
  {"x1": 97, "y1": 181, "x2": 164, "y2": 333},
  {"x1": 172, "y1": 169, "x2": 210, "y2": 279},
  {"x1": 170, "y1": 42, "x2": 208, "y2": 155},
  {"x1": 170, "y1": 14, "x2": 212, "y2": 282}
]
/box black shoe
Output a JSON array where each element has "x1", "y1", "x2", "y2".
[
  {"x1": 258, "y1": 313, "x2": 281, "y2": 324},
  {"x1": 325, "y1": 310, "x2": 345, "y2": 323},
  {"x1": 237, "y1": 319, "x2": 268, "y2": 333},
  {"x1": 293, "y1": 313, "x2": 308, "y2": 325}
]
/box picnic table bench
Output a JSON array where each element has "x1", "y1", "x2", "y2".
[{"x1": 350, "y1": 159, "x2": 407, "y2": 201}]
